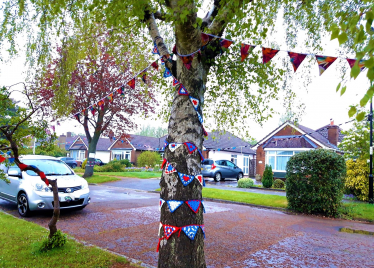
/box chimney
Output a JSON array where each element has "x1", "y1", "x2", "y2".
[
  {"x1": 59, "y1": 134, "x2": 66, "y2": 150},
  {"x1": 67, "y1": 132, "x2": 72, "y2": 138},
  {"x1": 327, "y1": 119, "x2": 339, "y2": 146}
]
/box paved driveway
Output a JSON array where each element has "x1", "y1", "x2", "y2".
[{"x1": 1, "y1": 184, "x2": 374, "y2": 267}]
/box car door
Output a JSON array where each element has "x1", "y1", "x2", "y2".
[
  {"x1": 1, "y1": 166, "x2": 22, "y2": 202},
  {"x1": 226, "y1": 161, "x2": 238, "y2": 178},
  {"x1": 217, "y1": 160, "x2": 231, "y2": 177}
]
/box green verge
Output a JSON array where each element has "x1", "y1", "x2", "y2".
[
  {"x1": 77, "y1": 174, "x2": 121, "y2": 184},
  {"x1": 154, "y1": 187, "x2": 374, "y2": 221},
  {"x1": 0, "y1": 212, "x2": 133, "y2": 267},
  {"x1": 98, "y1": 172, "x2": 162, "y2": 179}
]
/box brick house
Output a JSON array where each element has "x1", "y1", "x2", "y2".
[{"x1": 254, "y1": 121, "x2": 344, "y2": 179}]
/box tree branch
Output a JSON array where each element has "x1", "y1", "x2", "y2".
[
  {"x1": 154, "y1": 11, "x2": 166, "y2": 21},
  {"x1": 201, "y1": 0, "x2": 222, "y2": 30}
]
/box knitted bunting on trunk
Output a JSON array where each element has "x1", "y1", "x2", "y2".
[
  {"x1": 202, "y1": 126, "x2": 208, "y2": 137},
  {"x1": 178, "y1": 172, "x2": 195, "y2": 186},
  {"x1": 178, "y1": 85, "x2": 189, "y2": 95},
  {"x1": 184, "y1": 142, "x2": 197, "y2": 154},
  {"x1": 167, "y1": 200, "x2": 184, "y2": 213},
  {"x1": 164, "y1": 161, "x2": 176, "y2": 174},
  {"x1": 152, "y1": 44, "x2": 159, "y2": 55},
  {"x1": 182, "y1": 225, "x2": 200, "y2": 240},
  {"x1": 288, "y1": 52, "x2": 307, "y2": 72},
  {"x1": 262, "y1": 47, "x2": 279, "y2": 64},
  {"x1": 315, "y1": 55, "x2": 337, "y2": 76},
  {"x1": 159, "y1": 198, "x2": 165, "y2": 211},
  {"x1": 201, "y1": 201, "x2": 206, "y2": 213},
  {"x1": 127, "y1": 78, "x2": 136, "y2": 89},
  {"x1": 201, "y1": 225, "x2": 205, "y2": 238},
  {"x1": 186, "y1": 200, "x2": 201, "y2": 213},
  {"x1": 161, "y1": 158, "x2": 167, "y2": 169},
  {"x1": 173, "y1": 77, "x2": 180, "y2": 86},
  {"x1": 164, "y1": 139, "x2": 169, "y2": 148},
  {"x1": 240, "y1": 44, "x2": 256, "y2": 61},
  {"x1": 163, "y1": 67, "x2": 172, "y2": 78},
  {"x1": 169, "y1": 143, "x2": 182, "y2": 152},
  {"x1": 151, "y1": 61, "x2": 159, "y2": 71},
  {"x1": 195, "y1": 174, "x2": 205, "y2": 186},
  {"x1": 197, "y1": 112, "x2": 204, "y2": 124},
  {"x1": 180, "y1": 54, "x2": 194, "y2": 70},
  {"x1": 189, "y1": 96, "x2": 199, "y2": 110},
  {"x1": 158, "y1": 222, "x2": 162, "y2": 236},
  {"x1": 198, "y1": 149, "x2": 205, "y2": 161}
]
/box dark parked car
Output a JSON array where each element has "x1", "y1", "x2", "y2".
[
  {"x1": 94, "y1": 159, "x2": 105, "y2": 166},
  {"x1": 58, "y1": 157, "x2": 78, "y2": 169},
  {"x1": 201, "y1": 159, "x2": 243, "y2": 182}
]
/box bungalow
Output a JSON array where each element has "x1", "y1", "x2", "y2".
[
  {"x1": 254, "y1": 121, "x2": 344, "y2": 179},
  {"x1": 203, "y1": 131, "x2": 256, "y2": 177}
]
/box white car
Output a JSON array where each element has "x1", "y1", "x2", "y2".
[{"x1": 0, "y1": 155, "x2": 90, "y2": 217}]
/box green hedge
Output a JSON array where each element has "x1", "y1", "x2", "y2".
[
  {"x1": 262, "y1": 164, "x2": 273, "y2": 188},
  {"x1": 238, "y1": 178, "x2": 254, "y2": 188},
  {"x1": 286, "y1": 149, "x2": 346, "y2": 217}
]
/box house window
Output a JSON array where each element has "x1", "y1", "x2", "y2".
[
  {"x1": 231, "y1": 155, "x2": 237, "y2": 165},
  {"x1": 265, "y1": 150, "x2": 301, "y2": 172},
  {"x1": 79, "y1": 150, "x2": 86, "y2": 160},
  {"x1": 112, "y1": 150, "x2": 131, "y2": 160}
]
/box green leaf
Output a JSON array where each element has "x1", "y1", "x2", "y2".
[
  {"x1": 336, "y1": 82, "x2": 341, "y2": 92},
  {"x1": 356, "y1": 111, "x2": 366, "y2": 121},
  {"x1": 340, "y1": 86, "x2": 346, "y2": 96},
  {"x1": 331, "y1": 29, "x2": 339, "y2": 40},
  {"x1": 351, "y1": 64, "x2": 360, "y2": 79},
  {"x1": 367, "y1": 67, "x2": 374, "y2": 80},
  {"x1": 360, "y1": 94, "x2": 370, "y2": 107},
  {"x1": 348, "y1": 106, "x2": 357, "y2": 117},
  {"x1": 338, "y1": 32, "x2": 348, "y2": 44},
  {"x1": 365, "y1": 57, "x2": 374, "y2": 69}
]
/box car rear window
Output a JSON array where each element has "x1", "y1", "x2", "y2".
[
  {"x1": 67, "y1": 158, "x2": 74, "y2": 161},
  {"x1": 202, "y1": 160, "x2": 213, "y2": 165}
]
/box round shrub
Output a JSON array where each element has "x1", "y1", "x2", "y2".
[
  {"x1": 273, "y1": 179, "x2": 285, "y2": 189},
  {"x1": 118, "y1": 158, "x2": 132, "y2": 167},
  {"x1": 137, "y1": 151, "x2": 161, "y2": 167},
  {"x1": 99, "y1": 161, "x2": 123, "y2": 172},
  {"x1": 262, "y1": 164, "x2": 273, "y2": 188},
  {"x1": 82, "y1": 158, "x2": 87, "y2": 169},
  {"x1": 345, "y1": 159, "x2": 371, "y2": 201},
  {"x1": 286, "y1": 149, "x2": 346, "y2": 217},
  {"x1": 238, "y1": 178, "x2": 254, "y2": 188}
]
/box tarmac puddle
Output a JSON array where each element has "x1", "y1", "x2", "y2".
[{"x1": 340, "y1": 227, "x2": 374, "y2": 236}]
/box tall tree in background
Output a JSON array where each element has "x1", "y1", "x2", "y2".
[
  {"x1": 33, "y1": 37, "x2": 157, "y2": 178},
  {"x1": 135, "y1": 125, "x2": 168, "y2": 138},
  {"x1": 1, "y1": 0, "x2": 373, "y2": 267}
]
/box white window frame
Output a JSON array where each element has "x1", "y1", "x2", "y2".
[
  {"x1": 231, "y1": 155, "x2": 237, "y2": 165},
  {"x1": 78, "y1": 150, "x2": 86, "y2": 160},
  {"x1": 265, "y1": 149, "x2": 310, "y2": 172},
  {"x1": 243, "y1": 155, "x2": 249, "y2": 175},
  {"x1": 112, "y1": 150, "x2": 131, "y2": 161}
]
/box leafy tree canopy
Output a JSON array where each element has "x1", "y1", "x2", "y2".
[{"x1": 135, "y1": 125, "x2": 168, "y2": 138}]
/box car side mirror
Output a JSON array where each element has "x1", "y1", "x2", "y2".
[{"x1": 8, "y1": 169, "x2": 22, "y2": 178}]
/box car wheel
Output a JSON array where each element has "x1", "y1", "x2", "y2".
[
  {"x1": 237, "y1": 173, "x2": 243, "y2": 181},
  {"x1": 71, "y1": 164, "x2": 77, "y2": 169},
  {"x1": 18, "y1": 193, "x2": 30, "y2": 217},
  {"x1": 214, "y1": 172, "x2": 222, "y2": 182}
]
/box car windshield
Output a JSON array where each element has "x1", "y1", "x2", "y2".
[{"x1": 22, "y1": 159, "x2": 74, "y2": 176}]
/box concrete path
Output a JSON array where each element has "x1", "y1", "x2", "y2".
[{"x1": 1, "y1": 184, "x2": 374, "y2": 267}]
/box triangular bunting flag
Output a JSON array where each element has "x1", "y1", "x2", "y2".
[
  {"x1": 178, "y1": 172, "x2": 195, "y2": 186},
  {"x1": 0, "y1": 156, "x2": 6, "y2": 163},
  {"x1": 8, "y1": 158, "x2": 15, "y2": 163},
  {"x1": 189, "y1": 96, "x2": 199, "y2": 110},
  {"x1": 200, "y1": 225, "x2": 205, "y2": 238},
  {"x1": 127, "y1": 78, "x2": 136, "y2": 89},
  {"x1": 167, "y1": 200, "x2": 184, "y2": 213},
  {"x1": 161, "y1": 158, "x2": 167, "y2": 169},
  {"x1": 173, "y1": 77, "x2": 180, "y2": 86},
  {"x1": 163, "y1": 67, "x2": 172, "y2": 78},
  {"x1": 161, "y1": 57, "x2": 165, "y2": 65},
  {"x1": 180, "y1": 54, "x2": 194, "y2": 70},
  {"x1": 178, "y1": 85, "x2": 189, "y2": 95},
  {"x1": 141, "y1": 70, "x2": 148, "y2": 83},
  {"x1": 89, "y1": 106, "x2": 95, "y2": 116},
  {"x1": 186, "y1": 200, "x2": 201, "y2": 213},
  {"x1": 195, "y1": 174, "x2": 204, "y2": 186},
  {"x1": 169, "y1": 143, "x2": 182, "y2": 152},
  {"x1": 164, "y1": 139, "x2": 169, "y2": 148},
  {"x1": 198, "y1": 149, "x2": 205, "y2": 161},
  {"x1": 202, "y1": 126, "x2": 208, "y2": 137},
  {"x1": 315, "y1": 55, "x2": 337, "y2": 76},
  {"x1": 184, "y1": 142, "x2": 197, "y2": 154},
  {"x1": 107, "y1": 93, "x2": 114, "y2": 102},
  {"x1": 152, "y1": 44, "x2": 159, "y2": 55},
  {"x1": 201, "y1": 33, "x2": 214, "y2": 46},
  {"x1": 262, "y1": 47, "x2": 279, "y2": 64},
  {"x1": 74, "y1": 113, "x2": 80, "y2": 122},
  {"x1": 182, "y1": 225, "x2": 199, "y2": 240},
  {"x1": 165, "y1": 162, "x2": 176, "y2": 174},
  {"x1": 163, "y1": 225, "x2": 179, "y2": 239},
  {"x1": 159, "y1": 198, "x2": 165, "y2": 211},
  {"x1": 201, "y1": 201, "x2": 206, "y2": 213},
  {"x1": 220, "y1": 38, "x2": 233, "y2": 49},
  {"x1": 197, "y1": 112, "x2": 203, "y2": 124},
  {"x1": 347, "y1": 58, "x2": 366, "y2": 78},
  {"x1": 288, "y1": 52, "x2": 307, "y2": 72},
  {"x1": 151, "y1": 61, "x2": 159, "y2": 71},
  {"x1": 240, "y1": 44, "x2": 255, "y2": 62},
  {"x1": 117, "y1": 86, "x2": 124, "y2": 95}
]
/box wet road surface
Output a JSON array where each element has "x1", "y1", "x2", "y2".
[{"x1": 1, "y1": 184, "x2": 374, "y2": 267}]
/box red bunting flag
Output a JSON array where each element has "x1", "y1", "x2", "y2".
[
  {"x1": 201, "y1": 33, "x2": 214, "y2": 46},
  {"x1": 127, "y1": 78, "x2": 136, "y2": 89},
  {"x1": 315, "y1": 55, "x2": 337, "y2": 76},
  {"x1": 347, "y1": 58, "x2": 366, "y2": 78},
  {"x1": 107, "y1": 93, "x2": 114, "y2": 103},
  {"x1": 180, "y1": 54, "x2": 194, "y2": 70},
  {"x1": 288, "y1": 52, "x2": 307, "y2": 72},
  {"x1": 262, "y1": 47, "x2": 279, "y2": 64},
  {"x1": 98, "y1": 100, "x2": 105, "y2": 111},
  {"x1": 220, "y1": 38, "x2": 233, "y2": 49},
  {"x1": 173, "y1": 77, "x2": 180, "y2": 86},
  {"x1": 140, "y1": 70, "x2": 148, "y2": 83},
  {"x1": 89, "y1": 105, "x2": 96, "y2": 116},
  {"x1": 151, "y1": 61, "x2": 159, "y2": 71},
  {"x1": 0, "y1": 156, "x2": 6, "y2": 163},
  {"x1": 74, "y1": 113, "x2": 80, "y2": 122},
  {"x1": 240, "y1": 44, "x2": 255, "y2": 62}
]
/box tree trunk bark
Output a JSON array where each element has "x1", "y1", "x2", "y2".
[
  {"x1": 82, "y1": 133, "x2": 100, "y2": 178},
  {"x1": 48, "y1": 179, "x2": 60, "y2": 238}
]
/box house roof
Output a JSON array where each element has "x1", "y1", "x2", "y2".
[
  {"x1": 68, "y1": 136, "x2": 112, "y2": 151},
  {"x1": 297, "y1": 124, "x2": 339, "y2": 150},
  {"x1": 127, "y1": 134, "x2": 166, "y2": 151},
  {"x1": 64, "y1": 136, "x2": 78, "y2": 150},
  {"x1": 315, "y1": 124, "x2": 345, "y2": 142},
  {"x1": 203, "y1": 131, "x2": 255, "y2": 154},
  {"x1": 264, "y1": 136, "x2": 316, "y2": 149}
]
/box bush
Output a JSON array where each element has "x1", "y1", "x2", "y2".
[
  {"x1": 99, "y1": 161, "x2": 124, "y2": 172},
  {"x1": 286, "y1": 149, "x2": 346, "y2": 217},
  {"x1": 82, "y1": 159, "x2": 88, "y2": 169},
  {"x1": 255, "y1": 174, "x2": 262, "y2": 182},
  {"x1": 238, "y1": 178, "x2": 254, "y2": 188},
  {"x1": 262, "y1": 165, "x2": 273, "y2": 188},
  {"x1": 136, "y1": 151, "x2": 161, "y2": 167},
  {"x1": 39, "y1": 230, "x2": 67, "y2": 252},
  {"x1": 345, "y1": 159, "x2": 372, "y2": 201},
  {"x1": 118, "y1": 158, "x2": 132, "y2": 167},
  {"x1": 273, "y1": 179, "x2": 285, "y2": 189}
]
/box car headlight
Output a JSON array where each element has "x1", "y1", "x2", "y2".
[
  {"x1": 34, "y1": 183, "x2": 52, "y2": 192},
  {"x1": 81, "y1": 180, "x2": 88, "y2": 189}
]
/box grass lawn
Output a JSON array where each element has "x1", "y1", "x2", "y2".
[
  {"x1": 98, "y1": 171, "x2": 162, "y2": 179},
  {"x1": 0, "y1": 212, "x2": 135, "y2": 267},
  {"x1": 78, "y1": 174, "x2": 121, "y2": 184},
  {"x1": 343, "y1": 202, "x2": 374, "y2": 222}
]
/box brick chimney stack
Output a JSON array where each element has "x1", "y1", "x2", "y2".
[
  {"x1": 67, "y1": 132, "x2": 72, "y2": 138},
  {"x1": 327, "y1": 119, "x2": 339, "y2": 146}
]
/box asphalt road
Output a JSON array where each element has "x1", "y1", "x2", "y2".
[{"x1": 1, "y1": 183, "x2": 374, "y2": 267}]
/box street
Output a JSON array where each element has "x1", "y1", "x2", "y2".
[{"x1": 0, "y1": 182, "x2": 374, "y2": 267}]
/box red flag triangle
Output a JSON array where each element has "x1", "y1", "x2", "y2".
[
  {"x1": 288, "y1": 52, "x2": 307, "y2": 72},
  {"x1": 262, "y1": 47, "x2": 279, "y2": 64}
]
